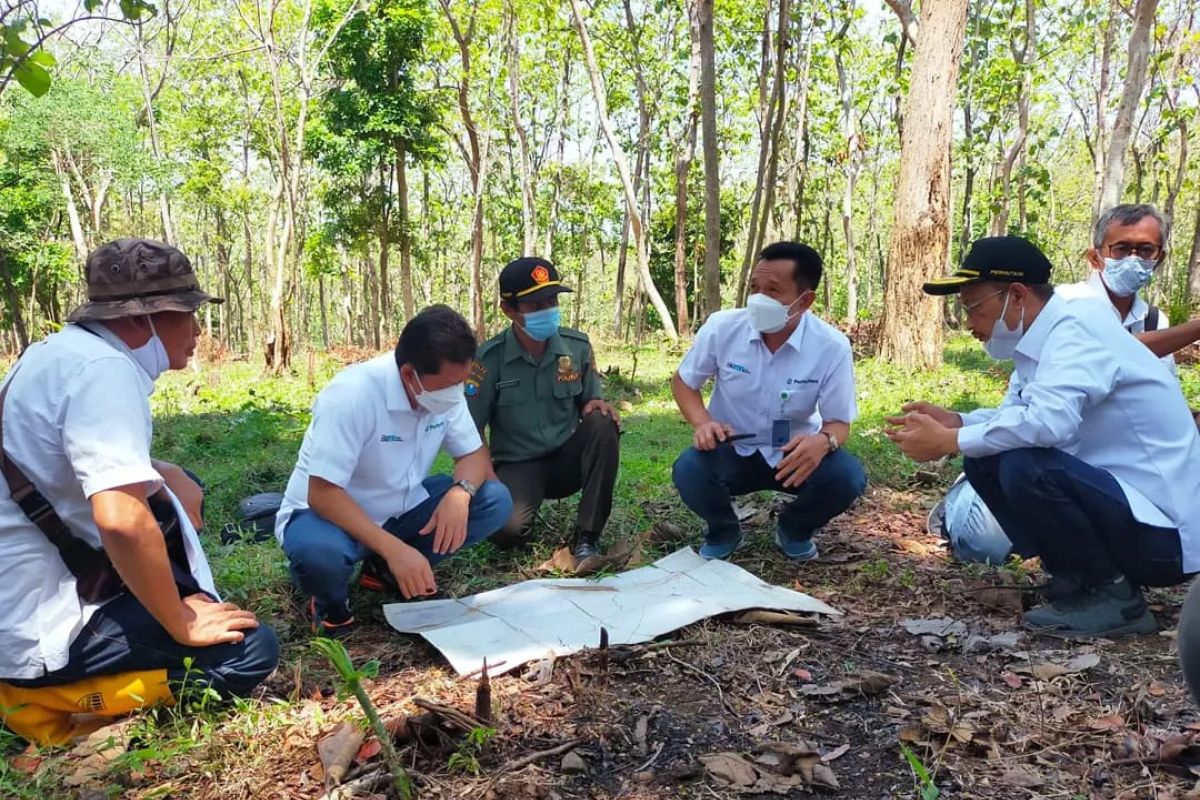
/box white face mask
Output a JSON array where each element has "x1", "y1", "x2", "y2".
[
  {"x1": 130, "y1": 316, "x2": 170, "y2": 380},
  {"x1": 1101, "y1": 256, "x2": 1156, "y2": 298},
  {"x1": 983, "y1": 291, "x2": 1025, "y2": 361},
  {"x1": 409, "y1": 370, "x2": 464, "y2": 415},
  {"x1": 746, "y1": 293, "x2": 806, "y2": 334}
]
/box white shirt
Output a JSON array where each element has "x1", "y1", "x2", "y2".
[
  {"x1": 677, "y1": 308, "x2": 858, "y2": 467},
  {"x1": 276, "y1": 354, "x2": 483, "y2": 541},
  {"x1": 0, "y1": 324, "x2": 216, "y2": 679},
  {"x1": 958, "y1": 293, "x2": 1200, "y2": 572},
  {"x1": 1058, "y1": 271, "x2": 1174, "y2": 371}
]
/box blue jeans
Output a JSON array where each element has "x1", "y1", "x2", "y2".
[
  {"x1": 964, "y1": 448, "x2": 1186, "y2": 587},
  {"x1": 9, "y1": 592, "x2": 280, "y2": 697},
  {"x1": 282, "y1": 475, "x2": 512, "y2": 616},
  {"x1": 672, "y1": 443, "x2": 866, "y2": 542}
]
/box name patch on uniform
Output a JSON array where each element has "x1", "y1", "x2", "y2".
[
  {"x1": 380, "y1": 434, "x2": 404, "y2": 442},
  {"x1": 726, "y1": 361, "x2": 751, "y2": 374},
  {"x1": 425, "y1": 420, "x2": 446, "y2": 433},
  {"x1": 786, "y1": 377, "x2": 818, "y2": 385},
  {"x1": 557, "y1": 355, "x2": 580, "y2": 383},
  {"x1": 496, "y1": 379, "x2": 521, "y2": 390}
]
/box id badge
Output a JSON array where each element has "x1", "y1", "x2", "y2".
[{"x1": 771, "y1": 418, "x2": 791, "y2": 448}]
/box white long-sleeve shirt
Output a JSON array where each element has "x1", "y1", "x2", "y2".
[{"x1": 958, "y1": 293, "x2": 1200, "y2": 572}]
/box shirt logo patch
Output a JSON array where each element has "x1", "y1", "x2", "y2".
[
  {"x1": 425, "y1": 420, "x2": 446, "y2": 433},
  {"x1": 786, "y1": 377, "x2": 818, "y2": 385},
  {"x1": 726, "y1": 361, "x2": 751, "y2": 374},
  {"x1": 557, "y1": 355, "x2": 580, "y2": 382},
  {"x1": 532, "y1": 265, "x2": 551, "y2": 284},
  {"x1": 379, "y1": 434, "x2": 404, "y2": 442},
  {"x1": 465, "y1": 381, "x2": 479, "y2": 397}
]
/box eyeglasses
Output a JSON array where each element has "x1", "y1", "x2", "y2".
[
  {"x1": 956, "y1": 289, "x2": 1004, "y2": 314},
  {"x1": 1105, "y1": 242, "x2": 1162, "y2": 261}
]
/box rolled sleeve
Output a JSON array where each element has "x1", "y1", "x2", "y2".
[
  {"x1": 61, "y1": 359, "x2": 160, "y2": 498},
  {"x1": 677, "y1": 318, "x2": 719, "y2": 390},
  {"x1": 304, "y1": 384, "x2": 371, "y2": 487},
  {"x1": 817, "y1": 344, "x2": 857, "y2": 424},
  {"x1": 442, "y1": 400, "x2": 484, "y2": 458}
]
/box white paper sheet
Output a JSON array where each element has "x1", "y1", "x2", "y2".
[{"x1": 383, "y1": 547, "x2": 841, "y2": 676}]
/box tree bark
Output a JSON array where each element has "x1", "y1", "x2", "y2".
[
  {"x1": 506, "y1": 3, "x2": 537, "y2": 256},
  {"x1": 0, "y1": 251, "x2": 29, "y2": 351},
  {"x1": 989, "y1": 0, "x2": 1035, "y2": 236},
  {"x1": 698, "y1": 0, "x2": 722, "y2": 320},
  {"x1": 879, "y1": 0, "x2": 970, "y2": 367},
  {"x1": 672, "y1": 5, "x2": 701, "y2": 336},
  {"x1": 544, "y1": 55, "x2": 571, "y2": 260},
  {"x1": 1097, "y1": 0, "x2": 1159, "y2": 214},
  {"x1": 397, "y1": 141, "x2": 415, "y2": 322},
  {"x1": 569, "y1": 0, "x2": 677, "y2": 338},
  {"x1": 834, "y1": 13, "x2": 860, "y2": 321},
  {"x1": 1187, "y1": 200, "x2": 1200, "y2": 302}
]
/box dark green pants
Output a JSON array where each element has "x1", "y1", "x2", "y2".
[{"x1": 494, "y1": 411, "x2": 620, "y2": 542}]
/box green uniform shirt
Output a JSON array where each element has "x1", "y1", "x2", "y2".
[{"x1": 467, "y1": 326, "x2": 603, "y2": 464}]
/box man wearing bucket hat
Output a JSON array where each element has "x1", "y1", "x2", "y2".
[
  {"x1": 886, "y1": 235, "x2": 1200, "y2": 638},
  {"x1": 467, "y1": 257, "x2": 620, "y2": 561},
  {"x1": 0, "y1": 239, "x2": 279, "y2": 745}
]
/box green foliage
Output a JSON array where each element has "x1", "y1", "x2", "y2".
[
  {"x1": 899, "y1": 743, "x2": 940, "y2": 800},
  {"x1": 447, "y1": 725, "x2": 497, "y2": 775}
]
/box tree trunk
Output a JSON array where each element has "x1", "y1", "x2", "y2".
[
  {"x1": 0, "y1": 251, "x2": 29, "y2": 351},
  {"x1": 1187, "y1": 200, "x2": 1200, "y2": 302},
  {"x1": 834, "y1": 18, "x2": 860, "y2": 322},
  {"x1": 878, "y1": 0, "x2": 970, "y2": 368},
  {"x1": 397, "y1": 141, "x2": 415, "y2": 322},
  {"x1": 507, "y1": 3, "x2": 537, "y2": 256},
  {"x1": 54, "y1": 153, "x2": 89, "y2": 263},
  {"x1": 1097, "y1": 0, "x2": 1159, "y2": 214},
  {"x1": 1089, "y1": 0, "x2": 1119, "y2": 226},
  {"x1": 544, "y1": 55, "x2": 571, "y2": 260},
  {"x1": 989, "y1": 0, "x2": 1035, "y2": 236},
  {"x1": 672, "y1": 7, "x2": 701, "y2": 336},
  {"x1": 570, "y1": 0, "x2": 676, "y2": 338},
  {"x1": 698, "y1": 0, "x2": 722, "y2": 320}
]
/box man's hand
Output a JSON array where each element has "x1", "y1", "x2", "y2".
[
  {"x1": 774, "y1": 434, "x2": 828, "y2": 488},
  {"x1": 384, "y1": 540, "x2": 437, "y2": 599},
  {"x1": 419, "y1": 486, "x2": 471, "y2": 555},
  {"x1": 583, "y1": 398, "x2": 621, "y2": 428},
  {"x1": 157, "y1": 462, "x2": 205, "y2": 530},
  {"x1": 693, "y1": 420, "x2": 734, "y2": 451},
  {"x1": 885, "y1": 412, "x2": 959, "y2": 462},
  {"x1": 170, "y1": 593, "x2": 259, "y2": 647},
  {"x1": 895, "y1": 402, "x2": 962, "y2": 429}
]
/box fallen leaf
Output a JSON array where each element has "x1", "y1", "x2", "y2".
[
  {"x1": 963, "y1": 631, "x2": 1022, "y2": 654},
  {"x1": 355, "y1": 737, "x2": 382, "y2": 765},
  {"x1": 998, "y1": 767, "x2": 1044, "y2": 788},
  {"x1": 851, "y1": 670, "x2": 898, "y2": 695},
  {"x1": 821, "y1": 743, "x2": 850, "y2": 763},
  {"x1": 901, "y1": 618, "x2": 968, "y2": 638},
  {"x1": 649, "y1": 521, "x2": 687, "y2": 544},
  {"x1": 700, "y1": 753, "x2": 758, "y2": 787},
  {"x1": 536, "y1": 546, "x2": 577, "y2": 574},
  {"x1": 792, "y1": 667, "x2": 813, "y2": 682},
  {"x1": 1000, "y1": 671, "x2": 1024, "y2": 689},
  {"x1": 1022, "y1": 652, "x2": 1100, "y2": 682},
  {"x1": 65, "y1": 720, "x2": 135, "y2": 787},
  {"x1": 1087, "y1": 714, "x2": 1126, "y2": 732},
  {"x1": 973, "y1": 587, "x2": 1024, "y2": 613},
  {"x1": 735, "y1": 610, "x2": 818, "y2": 627}
]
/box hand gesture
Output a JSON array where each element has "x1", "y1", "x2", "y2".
[
  {"x1": 693, "y1": 420, "x2": 735, "y2": 451},
  {"x1": 171, "y1": 593, "x2": 259, "y2": 647},
  {"x1": 884, "y1": 412, "x2": 958, "y2": 463},
  {"x1": 419, "y1": 487, "x2": 471, "y2": 555},
  {"x1": 385, "y1": 541, "x2": 438, "y2": 599},
  {"x1": 583, "y1": 398, "x2": 621, "y2": 428},
  {"x1": 894, "y1": 401, "x2": 962, "y2": 429},
  {"x1": 774, "y1": 434, "x2": 828, "y2": 488}
]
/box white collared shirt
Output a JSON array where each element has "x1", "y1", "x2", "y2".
[
  {"x1": 677, "y1": 308, "x2": 857, "y2": 467},
  {"x1": 276, "y1": 354, "x2": 483, "y2": 541},
  {"x1": 958, "y1": 293, "x2": 1200, "y2": 572},
  {"x1": 0, "y1": 324, "x2": 216, "y2": 680},
  {"x1": 1057, "y1": 271, "x2": 1174, "y2": 371}
]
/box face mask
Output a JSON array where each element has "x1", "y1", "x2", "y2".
[
  {"x1": 130, "y1": 316, "x2": 170, "y2": 380},
  {"x1": 1101, "y1": 256, "x2": 1156, "y2": 297},
  {"x1": 410, "y1": 371, "x2": 464, "y2": 415},
  {"x1": 983, "y1": 291, "x2": 1025, "y2": 361},
  {"x1": 520, "y1": 306, "x2": 561, "y2": 342},
  {"x1": 746, "y1": 293, "x2": 805, "y2": 334}
]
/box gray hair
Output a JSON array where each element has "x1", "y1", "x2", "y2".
[{"x1": 1093, "y1": 204, "x2": 1171, "y2": 249}]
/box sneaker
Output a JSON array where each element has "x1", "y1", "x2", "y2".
[
  {"x1": 699, "y1": 529, "x2": 744, "y2": 561},
  {"x1": 358, "y1": 556, "x2": 398, "y2": 593},
  {"x1": 309, "y1": 597, "x2": 355, "y2": 638},
  {"x1": 774, "y1": 528, "x2": 820, "y2": 562},
  {"x1": 1023, "y1": 577, "x2": 1156, "y2": 638}
]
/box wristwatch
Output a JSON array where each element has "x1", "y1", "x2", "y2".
[
  {"x1": 452, "y1": 479, "x2": 478, "y2": 498},
  {"x1": 822, "y1": 432, "x2": 839, "y2": 453}
]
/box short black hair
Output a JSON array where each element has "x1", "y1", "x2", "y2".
[
  {"x1": 759, "y1": 241, "x2": 823, "y2": 291},
  {"x1": 394, "y1": 304, "x2": 477, "y2": 376}
]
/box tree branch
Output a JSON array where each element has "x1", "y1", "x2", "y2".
[{"x1": 884, "y1": 0, "x2": 919, "y2": 46}]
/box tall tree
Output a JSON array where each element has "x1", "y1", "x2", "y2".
[
  {"x1": 1097, "y1": 0, "x2": 1159, "y2": 213},
  {"x1": 879, "y1": 0, "x2": 969, "y2": 368},
  {"x1": 697, "y1": 0, "x2": 721, "y2": 319}
]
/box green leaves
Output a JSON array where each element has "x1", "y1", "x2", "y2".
[{"x1": 12, "y1": 59, "x2": 50, "y2": 97}]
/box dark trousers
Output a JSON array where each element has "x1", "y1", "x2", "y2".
[
  {"x1": 9, "y1": 592, "x2": 280, "y2": 697},
  {"x1": 495, "y1": 411, "x2": 620, "y2": 539},
  {"x1": 964, "y1": 448, "x2": 1187, "y2": 588},
  {"x1": 672, "y1": 442, "x2": 866, "y2": 541}
]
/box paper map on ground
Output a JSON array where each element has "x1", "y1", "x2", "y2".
[{"x1": 383, "y1": 547, "x2": 841, "y2": 676}]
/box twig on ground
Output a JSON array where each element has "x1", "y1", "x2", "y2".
[
  {"x1": 634, "y1": 741, "x2": 665, "y2": 773},
  {"x1": 412, "y1": 698, "x2": 485, "y2": 733},
  {"x1": 665, "y1": 651, "x2": 738, "y2": 716},
  {"x1": 497, "y1": 737, "x2": 585, "y2": 774},
  {"x1": 316, "y1": 767, "x2": 388, "y2": 800}
]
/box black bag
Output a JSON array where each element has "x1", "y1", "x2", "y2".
[{"x1": 220, "y1": 492, "x2": 283, "y2": 544}]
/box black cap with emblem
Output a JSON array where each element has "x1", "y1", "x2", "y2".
[
  {"x1": 923, "y1": 236, "x2": 1053, "y2": 296},
  {"x1": 498, "y1": 257, "x2": 574, "y2": 304}
]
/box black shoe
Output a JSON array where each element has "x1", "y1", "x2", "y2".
[
  {"x1": 309, "y1": 597, "x2": 355, "y2": 638},
  {"x1": 573, "y1": 529, "x2": 602, "y2": 561},
  {"x1": 358, "y1": 556, "x2": 399, "y2": 593}
]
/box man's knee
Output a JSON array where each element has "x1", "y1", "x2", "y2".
[
  {"x1": 993, "y1": 448, "x2": 1053, "y2": 494},
  {"x1": 471, "y1": 479, "x2": 514, "y2": 534},
  {"x1": 213, "y1": 623, "x2": 280, "y2": 697},
  {"x1": 579, "y1": 410, "x2": 620, "y2": 449},
  {"x1": 284, "y1": 529, "x2": 357, "y2": 585},
  {"x1": 672, "y1": 447, "x2": 706, "y2": 496},
  {"x1": 827, "y1": 452, "x2": 867, "y2": 505}
]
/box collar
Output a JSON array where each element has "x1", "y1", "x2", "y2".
[
  {"x1": 744, "y1": 308, "x2": 809, "y2": 352},
  {"x1": 502, "y1": 325, "x2": 569, "y2": 363},
  {"x1": 1014, "y1": 293, "x2": 1066, "y2": 361},
  {"x1": 384, "y1": 359, "x2": 415, "y2": 413},
  {"x1": 76, "y1": 323, "x2": 155, "y2": 397},
  {"x1": 1085, "y1": 270, "x2": 1147, "y2": 325}
]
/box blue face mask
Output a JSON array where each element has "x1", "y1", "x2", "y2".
[
  {"x1": 1101, "y1": 256, "x2": 1156, "y2": 298},
  {"x1": 520, "y1": 306, "x2": 561, "y2": 341}
]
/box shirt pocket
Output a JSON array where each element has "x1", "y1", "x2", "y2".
[
  {"x1": 782, "y1": 382, "x2": 821, "y2": 417},
  {"x1": 552, "y1": 377, "x2": 583, "y2": 401},
  {"x1": 496, "y1": 382, "x2": 526, "y2": 407}
]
